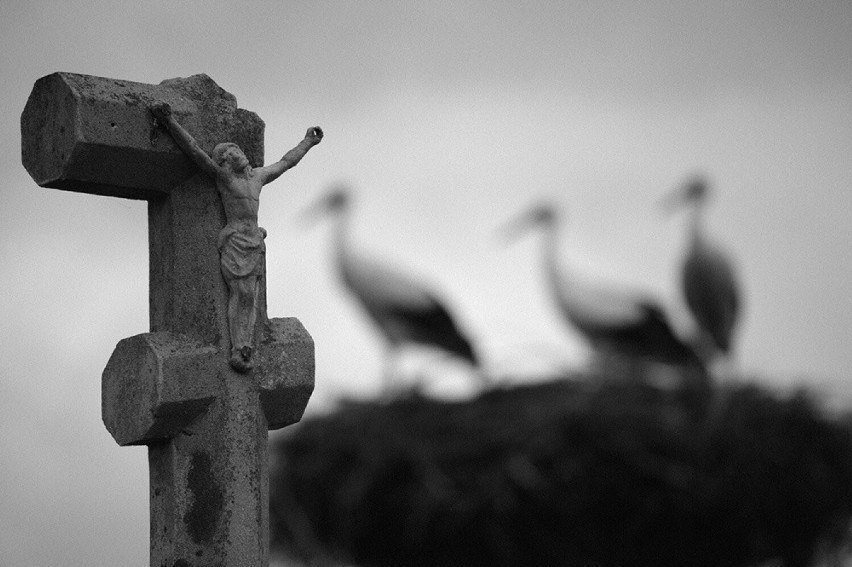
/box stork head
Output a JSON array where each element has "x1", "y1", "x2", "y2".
[
  {"x1": 660, "y1": 174, "x2": 711, "y2": 213},
  {"x1": 499, "y1": 202, "x2": 558, "y2": 242},
  {"x1": 302, "y1": 184, "x2": 351, "y2": 223},
  {"x1": 682, "y1": 175, "x2": 709, "y2": 203}
]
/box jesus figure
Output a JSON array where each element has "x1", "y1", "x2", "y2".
[{"x1": 151, "y1": 101, "x2": 323, "y2": 372}]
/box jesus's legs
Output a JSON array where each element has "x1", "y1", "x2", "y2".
[{"x1": 226, "y1": 274, "x2": 260, "y2": 372}]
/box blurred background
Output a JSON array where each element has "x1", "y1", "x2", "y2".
[{"x1": 1, "y1": 1, "x2": 850, "y2": 565}]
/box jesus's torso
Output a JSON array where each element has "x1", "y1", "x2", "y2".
[{"x1": 218, "y1": 170, "x2": 262, "y2": 230}]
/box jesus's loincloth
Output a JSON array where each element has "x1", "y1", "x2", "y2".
[{"x1": 217, "y1": 225, "x2": 267, "y2": 281}]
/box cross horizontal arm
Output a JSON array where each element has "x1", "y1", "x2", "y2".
[{"x1": 21, "y1": 72, "x2": 264, "y2": 200}]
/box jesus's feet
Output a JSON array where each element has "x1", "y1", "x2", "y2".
[{"x1": 229, "y1": 345, "x2": 254, "y2": 373}]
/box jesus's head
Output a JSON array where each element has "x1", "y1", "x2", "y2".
[{"x1": 212, "y1": 142, "x2": 249, "y2": 171}]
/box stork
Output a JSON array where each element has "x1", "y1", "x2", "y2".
[
  {"x1": 303, "y1": 186, "x2": 480, "y2": 391},
  {"x1": 662, "y1": 175, "x2": 742, "y2": 364},
  {"x1": 503, "y1": 202, "x2": 707, "y2": 386}
]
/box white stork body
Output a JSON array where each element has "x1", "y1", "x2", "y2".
[
  {"x1": 667, "y1": 177, "x2": 741, "y2": 361},
  {"x1": 307, "y1": 189, "x2": 478, "y2": 387},
  {"x1": 506, "y1": 204, "x2": 706, "y2": 379}
]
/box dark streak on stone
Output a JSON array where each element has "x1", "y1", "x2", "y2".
[{"x1": 184, "y1": 451, "x2": 223, "y2": 544}]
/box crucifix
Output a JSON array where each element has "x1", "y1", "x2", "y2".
[{"x1": 21, "y1": 72, "x2": 321, "y2": 567}]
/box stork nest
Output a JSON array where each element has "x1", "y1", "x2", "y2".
[{"x1": 270, "y1": 377, "x2": 852, "y2": 567}]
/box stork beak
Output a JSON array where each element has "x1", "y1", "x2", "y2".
[
  {"x1": 299, "y1": 185, "x2": 348, "y2": 226},
  {"x1": 497, "y1": 205, "x2": 551, "y2": 243},
  {"x1": 658, "y1": 185, "x2": 686, "y2": 215},
  {"x1": 658, "y1": 181, "x2": 694, "y2": 215},
  {"x1": 299, "y1": 195, "x2": 331, "y2": 226},
  {"x1": 658, "y1": 175, "x2": 708, "y2": 215}
]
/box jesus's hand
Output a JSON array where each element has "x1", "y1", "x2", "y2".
[
  {"x1": 150, "y1": 102, "x2": 172, "y2": 123},
  {"x1": 304, "y1": 126, "x2": 324, "y2": 146}
]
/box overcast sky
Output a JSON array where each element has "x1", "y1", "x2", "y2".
[{"x1": 1, "y1": 2, "x2": 851, "y2": 565}]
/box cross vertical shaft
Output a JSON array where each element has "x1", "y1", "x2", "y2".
[{"x1": 21, "y1": 72, "x2": 314, "y2": 566}]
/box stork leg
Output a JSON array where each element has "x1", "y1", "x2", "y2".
[
  {"x1": 414, "y1": 349, "x2": 492, "y2": 398},
  {"x1": 711, "y1": 352, "x2": 739, "y2": 385},
  {"x1": 592, "y1": 349, "x2": 646, "y2": 382},
  {"x1": 381, "y1": 345, "x2": 402, "y2": 394}
]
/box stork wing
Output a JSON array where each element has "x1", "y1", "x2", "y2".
[
  {"x1": 683, "y1": 243, "x2": 740, "y2": 353},
  {"x1": 386, "y1": 297, "x2": 477, "y2": 364},
  {"x1": 550, "y1": 268, "x2": 698, "y2": 364},
  {"x1": 339, "y1": 251, "x2": 477, "y2": 363},
  {"x1": 341, "y1": 251, "x2": 439, "y2": 312},
  {"x1": 550, "y1": 267, "x2": 650, "y2": 330}
]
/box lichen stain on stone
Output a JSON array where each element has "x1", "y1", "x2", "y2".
[{"x1": 184, "y1": 451, "x2": 224, "y2": 545}]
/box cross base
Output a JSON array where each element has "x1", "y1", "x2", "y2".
[{"x1": 102, "y1": 318, "x2": 313, "y2": 566}]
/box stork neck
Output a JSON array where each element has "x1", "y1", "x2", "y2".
[
  {"x1": 689, "y1": 200, "x2": 706, "y2": 244},
  {"x1": 332, "y1": 208, "x2": 351, "y2": 265},
  {"x1": 541, "y1": 219, "x2": 565, "y2": 286}
]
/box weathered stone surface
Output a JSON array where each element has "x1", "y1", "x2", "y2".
[
  {"x1": 102, "y1": 332, "x2": 219, "y2": 446},
  {"x1": 21, "y1": 72, "x2": 264, "y2": 200},
  {"x1": 149, "y1": 371, "x2": 271, "y2": 567},
  {"x1": 23, "y1": 72, "x2": 315, "y2": 567},
  {"x1": 147, "y1": 175, "x2": 232, "y2": 347},
  {"x1": 102, "y1": 321, "x2": 315, "y2": 446},
  {"x1": 256, "y1": 318, "x2": 315, "y2": 429}
]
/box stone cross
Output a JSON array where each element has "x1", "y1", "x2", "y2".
[{"x1": 21, "y1": 72, "x2": 315, "y2": 567}]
